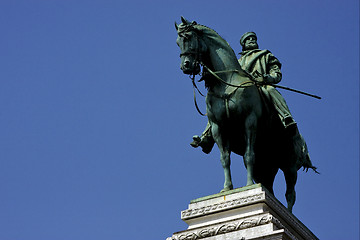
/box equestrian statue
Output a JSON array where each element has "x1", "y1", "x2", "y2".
[{"x1": 175, "y1": 17, "x2": 319, "y2": 212}]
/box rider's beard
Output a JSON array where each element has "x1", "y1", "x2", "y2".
[{"x1": 244, "y1": 42, "x2": 259, "y2": 51}]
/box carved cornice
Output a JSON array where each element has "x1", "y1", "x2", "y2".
[
  {"x1": 181, "y1": 193, "x2": 265, "y2": 220},
  {"x1": 168, "y1": 214, "x2": 272, "y2": 240},
  {"x1": 271, "y1": 216, "x2": 298, "y2": 240},
  {"x1": 264, "y1": 194, "x2": 318, "y2": 240}
]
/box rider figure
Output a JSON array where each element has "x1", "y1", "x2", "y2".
[{"x1": 191, "y1": 32, "x2": 297, "y2": 153}]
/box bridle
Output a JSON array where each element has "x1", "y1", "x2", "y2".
[{"x1": 179, "y1": 29, "x2": 259, "y2": 117}]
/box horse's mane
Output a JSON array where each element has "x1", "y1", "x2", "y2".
[{"x1": 193, "y1": 24, "x2": 238, "y2": 60}]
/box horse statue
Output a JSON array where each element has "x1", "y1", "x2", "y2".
[{"x1": 175, "y1": 17, "x2": 318, "y2": 212}]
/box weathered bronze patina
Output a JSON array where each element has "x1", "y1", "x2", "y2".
[{"x1": 175, "y1": 17, "x2": 318, "y2": 212}]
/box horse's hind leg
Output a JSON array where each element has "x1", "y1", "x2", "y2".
[
  {"x1": 256, "y1": 167, "x2": 278, "y2": 196},
  {"x1": 284, "y1": 167, "x2": 297, "y2": 213}
]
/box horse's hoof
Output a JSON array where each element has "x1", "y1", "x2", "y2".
[
  {"x1": 246, "y1": 180, "x2": 255, "y2": 186},
  {"x1": 220, "y1": 186, "x2": 233, "y2": 193}
]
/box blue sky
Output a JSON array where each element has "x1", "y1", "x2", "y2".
[{"x1": 0, "y1": 1, "x2": 358, "y2": 239}]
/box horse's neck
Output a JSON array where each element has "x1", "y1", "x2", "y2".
[
  {"x1": 199, "y1": 27, "x2": 240, "y2": 73},
  {"x1": 204, "y1": 37, "x2": 241, "y2": 74},
  {"x1": 205, "y1": 44, "x2": 245, "y2": 92},
  {"x1": 210, "y1": 48, "x2": 240, "y2": 71}
]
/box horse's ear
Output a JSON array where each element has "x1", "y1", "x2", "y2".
[
  {"x1": 175, "y1": 21, "x2": 178, "y2": 31},
  {"x1": 181, "y1": 16, "x2": 192, "y2": 25},
  {"x1": 192, "y1": 21, "x2": 197, "y2": 25},
  {"x1": 181, "y1": 16, "x2": 187, "y2": 24}
]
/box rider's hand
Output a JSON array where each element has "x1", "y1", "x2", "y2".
[
  {"x1": 263, "y1": 74, "x2": 273, "y2": 83},
  {"x1": 263, "y1": 74, "x2": 279, "y2": 84}
]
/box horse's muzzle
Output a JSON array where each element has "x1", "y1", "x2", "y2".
[{"x1": 180, "y1": 60, "x2": 200, "y2": 75}]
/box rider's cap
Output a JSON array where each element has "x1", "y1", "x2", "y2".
[{"x1": 240, "y1": 32, "x2": 257, "y2": 46}]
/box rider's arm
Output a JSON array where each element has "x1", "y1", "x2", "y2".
[
  {"x1": 264, "y1": 54, "x2": 282, "y2": 84},
  {"x1": 265, "y1": 64, "x2": 282, "y2": 84}
]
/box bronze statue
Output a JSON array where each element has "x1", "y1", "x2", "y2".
[
  {"x1": 176, "y1": 17, "x2": 318, "y2": 212},
  {"x1": 191, "y1": 32, "x2": 296, "y2": 154}
]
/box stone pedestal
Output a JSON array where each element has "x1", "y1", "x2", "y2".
[{"x1": 167, "y1": 184, "x2": 318, "y2": 240}]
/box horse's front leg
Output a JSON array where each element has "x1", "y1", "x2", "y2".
[
  {"x1": 244, "y1": 114, "x2": 257, "y2": 186},
  {"x1": 212, "y1": 123, "x2": 233, "y2": 192},
  {"x1": 220, "y1": 147, "x2": 233, "y2": 192}
]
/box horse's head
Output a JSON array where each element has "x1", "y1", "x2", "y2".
[{"x1": 175, "y1": 17, "x2": 206, "y2": 75}]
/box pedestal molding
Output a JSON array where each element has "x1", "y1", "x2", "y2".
[
  {"x1": 181, "y1": 193, "x2": 265, "y2": 220},
  {"x1": 168, "y1": 213, "x2": 272, "y2": 240}
]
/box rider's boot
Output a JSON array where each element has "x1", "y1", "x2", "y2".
[
  {"x1": 190, "y1": 135, "x2": 201, "y2": 148},
  {"x1": 190, "y1": 135, "x2": 214, "y2": 154}
]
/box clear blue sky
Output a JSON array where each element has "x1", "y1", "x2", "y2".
[{"x1": 0, "y1": 1, "x2": 358, "y2": 239}]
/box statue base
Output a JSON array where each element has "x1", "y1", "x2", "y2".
[{"x1": 167, "y1": 184, "x2": 318, "y2": 240}]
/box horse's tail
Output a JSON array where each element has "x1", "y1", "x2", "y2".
[
  {"x1": 299, "y1": 133, "x2": 319, "y2": 174},
  {"x1": 294, "y1": 133, "x2": 320, "y2": 174},
  {"x1": 302, "y1": 153, "x2": 320, "y2": 174}
]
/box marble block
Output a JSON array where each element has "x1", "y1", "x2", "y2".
[{"x1": 167, "y1": 184, "x2": 318, "y2": 240}]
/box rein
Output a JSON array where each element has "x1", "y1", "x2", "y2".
[
  {"x1": 191, "y1": 75, "x2": 207, "y2": 116},
  {"x1": 201, "y1": 63, "x2": 258, "y2": 118},
  {"x1": 201, "y1": 63, "x2": 322, "y2": 99},
  {"x1": 190, "y1": 63, "x2": 258, "y2": 118},
  {"x1": 201, "y1": 63, "x2": 258, "y2": 88}
]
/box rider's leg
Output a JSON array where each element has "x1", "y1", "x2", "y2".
[{"x1": 266, "y1": 86, "x2": 296, "y2": 128}]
